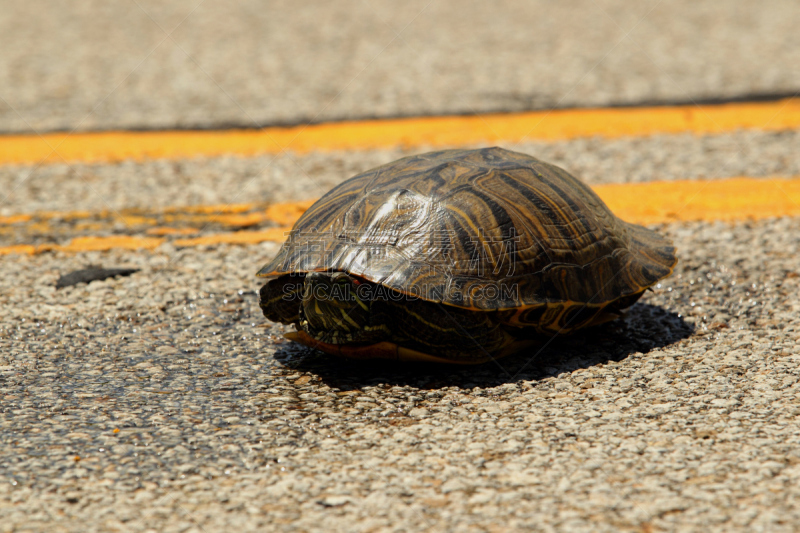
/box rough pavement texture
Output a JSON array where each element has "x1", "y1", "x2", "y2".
[
  {"x1": 3, "y1": 1, "x2": 800, "y2": 530},
  {"x1": 2, "y1": 0, "x2": 800, "y2": 132},
  {"x1": 3, "y1": 129, "x2": 799, "y2": 216},
  {"x1": 2, "y1": 217, "x2": 800, "y2": 532}
]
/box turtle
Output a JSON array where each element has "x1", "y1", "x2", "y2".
[{"x1": 257, "y1": 147, "x2": 676, "y2": 364}]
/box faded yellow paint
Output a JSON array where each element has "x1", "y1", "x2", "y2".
[
  {"x1": 172, "y1": 227, "x2": 291, "y2": 247},
  {"x1": 38, "y1": 210, "x2": 94, "y2": 220},
  {"x1": 264, "y1": 199, "x2": 317, "y2": 226},
  {"x1": 0, "y1": 236, "x2": 165, "y2": 255},
  {"x1": 56, "y1": 235, "x2": 165, "y2": 253},
  {"x1": 1, "y1": 99, "x2": 799, "y2": 165},
  {"x1": 0, "y1": 214, "x2": 32, "y2": 224},
  {"x1": 593, "y1": 177, "x2": 800, "y2": 224},
  {"x1": 145, "y1": 226, "x2": 200, "y2": 236},
  {"x1": 208, "y1": 212, "x2": 271, "y2": 227},
  {"x1": 2, "y1": 176, "x2": 799, "y2": 255},
  {"x1": 161, "y1": 203, "x2": 257, "y2": 215},
  {"x1": 0, "y1": 244, "x2": 36, "y2": 255},
  {"x1": 0, "y1": 200, "x2": 313, "y2": 242},
  {"x1": 117, "y1": 216, "x2": 159, "y2": 226}
]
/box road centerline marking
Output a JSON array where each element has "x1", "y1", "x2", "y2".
[
  {"x1": 0, "y1": 99, "x2": 799, "y2": 166},
  {"x1": 2, "y1": 176, "x2": 799, "y2": 255}
]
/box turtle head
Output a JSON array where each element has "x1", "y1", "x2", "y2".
[{"x1": 299, "y1": 271, "x2": 376, "y2": 344}]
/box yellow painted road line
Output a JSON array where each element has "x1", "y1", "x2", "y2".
[
  {"x1": 2, "y1": 177, "x2": 799, "y2": 255},
  {"x1": 0, "y1": 200, "x2": 315, "y2": 241},
  {"x1": 594, "y1": 177, "x2": 800, "y2": 224},
  {"x1": 1, "y1": 99, "x2": 799, "y2": 166},
  {"x1": 172, "y1": 228, "x2": 291, "y2": 248},
  {"x1": 0, "y1": 236, "x2": 166, "y2": 256}
]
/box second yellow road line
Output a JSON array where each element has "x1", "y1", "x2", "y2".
[
  {"x1": 595, "y1": 177, "x2": 800, "y2": 224},
  {"x1": 2, "y1": 176, "x2": 799, "y2": 256},
  {"x1": 0, "y1": 200, "x2": 315, "y2": 239},
  {"x1": 1, "y1": 99, "x2": 799, "y2": 166}
]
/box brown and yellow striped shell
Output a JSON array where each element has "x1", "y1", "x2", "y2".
[{"x1": 257, "y1": 147, "x2": 676, "y2": 323}]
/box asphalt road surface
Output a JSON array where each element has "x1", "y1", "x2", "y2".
[
  {"x1": 2, "y1": 0, "x2": 800, "y2": 132},
  {"x1": 2, "y1": 1, "x2": 800, "y2": 532}
]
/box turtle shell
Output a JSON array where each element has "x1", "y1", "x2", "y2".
[{"x1": 257, "y1": 147, "x2": 676, "y2": 311}]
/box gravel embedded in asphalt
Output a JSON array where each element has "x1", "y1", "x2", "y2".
[
  {"x1": 1, "y1": 218, "x2": 799, "y2": 531},
  {"x1": 2, "y1": 0, "x2": 800, "y2": 132},
  {"x1": 3, "y1": 0, "x2": 800, "y2": 528},
  {"x1": 2, "y1": 129, "x2": 799, "y2": 216}
]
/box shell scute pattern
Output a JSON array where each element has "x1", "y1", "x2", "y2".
[{"x1": 258, "y1": 147, "x2": 676, "y2": 312}]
